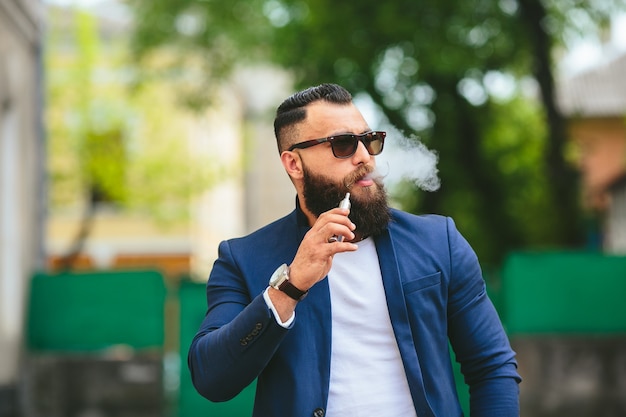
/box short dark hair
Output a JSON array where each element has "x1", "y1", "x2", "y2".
[{"x1": 274, "y1": 83, "x2": 353, "y2": 153}]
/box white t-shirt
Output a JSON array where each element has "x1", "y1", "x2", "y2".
[{"x1": 325, "y1": 237, "x2": 417, "y2": 417}]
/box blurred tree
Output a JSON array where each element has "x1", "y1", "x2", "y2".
[
  {"x1": 46, "y1": 7, "x2": 224, "y2": 270},
  {"x1": 127, "y1": 0, "x2": 625, "y2": 264}
]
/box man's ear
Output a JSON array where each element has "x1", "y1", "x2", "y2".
[{"x1": 280, "y1": 151, "x2": 304, "y2": 180}]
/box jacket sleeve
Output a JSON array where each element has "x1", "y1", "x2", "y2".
[
  {"x1": 444, "y1": 217, "x2": 521, "y2": 416},
  {"x1": 187, "y1": 239, "x2": 290, "y2": 402}
]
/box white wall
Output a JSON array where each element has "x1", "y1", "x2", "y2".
[
  {"x1": 189, "y1": 66, "x2": 295, "y2": 280},
  {"x1": 0, "y1": 0, "x2": 44, "y2": 388}
]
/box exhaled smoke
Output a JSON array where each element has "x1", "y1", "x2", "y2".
[{"x1": 376, "y1": 126, "x2": 440, "y2": 192}]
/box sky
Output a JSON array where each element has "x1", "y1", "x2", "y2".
[{"x1": 559, "y1": 12, "x2": 626, "y2": 77}]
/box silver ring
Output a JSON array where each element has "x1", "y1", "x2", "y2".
[{"x1": 327, "y1": 236, "x2": 338, "y2": 243}]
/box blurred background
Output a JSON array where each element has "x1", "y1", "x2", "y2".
[{"x1": 1, "y1": 0, "x2": 626, "y2": 416}]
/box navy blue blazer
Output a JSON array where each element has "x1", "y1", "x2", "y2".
[{"x1": 189, "y1": 205, "x2": 521, "y2": 416}]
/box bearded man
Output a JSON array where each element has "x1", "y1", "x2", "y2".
[{"x1": 189, "y1": 83, "x2": 521, "y2": 417}]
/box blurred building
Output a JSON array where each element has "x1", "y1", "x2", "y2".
[
  {"x1": 189, "y1": 66, "x2": 296, "y2": 280},
  {"x1": 32, "y1": 3, "x2": 295, "y2": 416},
  {"x1": 0, "y1": 2, "x2": 295, "y2": 416},
  {"x1": 44, "y1": 3, "x2": 295, "y2": 282},
  {"x1": 558, "y1": 52, "x2": 626, "y2": 253},
  {"x1": 0, "y1": 0, "x2": 46, "y2": 415},
  {"x1": 45, "y1": 69, "x2": 295, "y2": 281}
]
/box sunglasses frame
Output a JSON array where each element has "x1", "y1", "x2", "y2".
[{"x1": 287, "y1": 131, "x2": 386, "y2": 158}]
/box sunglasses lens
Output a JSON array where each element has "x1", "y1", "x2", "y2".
[
  {"x1": 364, "y1": 132, "x2": 385, "y2": 155},
  {"x1": 331, "y1": 135, "x2": 358, "y2": 158},
  {"x1": 361, "y1": 132, "x2": 386, "y2": 155}
]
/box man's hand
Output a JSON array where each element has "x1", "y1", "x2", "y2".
[{"x1": 268, "y1": 207, "x2": 357, "y2": 320}]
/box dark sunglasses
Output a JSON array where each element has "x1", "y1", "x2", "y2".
[{"x1": 288, "y1": 131, "x2": 386, "y2": 158}]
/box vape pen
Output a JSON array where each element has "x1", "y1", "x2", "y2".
[
  {"x1": 328, "y1": 193, "x2": 351, "y2": 243},
  {"x1": 338, "y1": 192, "x2": 351, "y2": 210}
]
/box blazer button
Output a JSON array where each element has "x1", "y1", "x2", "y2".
[{"x1": 312, "y1": 408, "x2": 324, "y2": 417}]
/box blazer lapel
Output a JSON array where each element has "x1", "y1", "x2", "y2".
[{"x1": 375, "y1": 228, "x2": 435, "y2": 417}]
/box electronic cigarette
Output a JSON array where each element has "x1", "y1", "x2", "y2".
[
  {"x1": 338, "y1": 192, "x2": 351, "y2": 210},
  {"x1": 329, "y1": 192, "x2": 351, "y2": 243}
]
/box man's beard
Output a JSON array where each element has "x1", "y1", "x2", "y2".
[{"x1": 301, "y1": 164, "x2": 391, "y2": 238}]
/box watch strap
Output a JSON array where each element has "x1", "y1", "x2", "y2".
[{"x1": 278, "y1": 279, "x2": 308, "y2": 301}]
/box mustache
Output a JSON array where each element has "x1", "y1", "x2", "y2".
[{"x1": 343, "y1": 165, "x2": 384, "y2": 189}]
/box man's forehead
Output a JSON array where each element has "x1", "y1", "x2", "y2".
[{"x1": 302, "y1": 101, "x2": 368, "y2": 130}]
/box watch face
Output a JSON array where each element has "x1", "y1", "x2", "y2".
[
  {"x1": 269, "y1": 264, "x2": 288, "y2": 288},
  {"x1": 269, "y1": 263, "x2": 307, "y2": 301}
]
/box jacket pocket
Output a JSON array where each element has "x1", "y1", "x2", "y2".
[{"x1": 402, "y1": 271, "x2": 441, "y2": 294}]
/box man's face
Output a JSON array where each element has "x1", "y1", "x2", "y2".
[
  {"x1": 301, "y1": 161, "x2": 391, "y2": 237},
  {"x1": 292, "y1": 101, "x2": 391, "y2": 236}
]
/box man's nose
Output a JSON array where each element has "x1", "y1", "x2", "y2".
[{"x1": 351, "y1": 140, "x2": 371, "y2": 164}]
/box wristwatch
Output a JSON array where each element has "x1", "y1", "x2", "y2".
[{"x1": 269, "y1": 263, "x2": 308, "y2": 301}]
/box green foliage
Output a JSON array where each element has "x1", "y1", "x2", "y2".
[
  {"x1": 46, "y1": 5, "x2": 226, "y2": 224},
  {"x1": 127, "y1": 0, "x2": 273, "y2": 108},
  {"x1": 126, "y1": 0, "x2": 626, "y2": 262}
]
